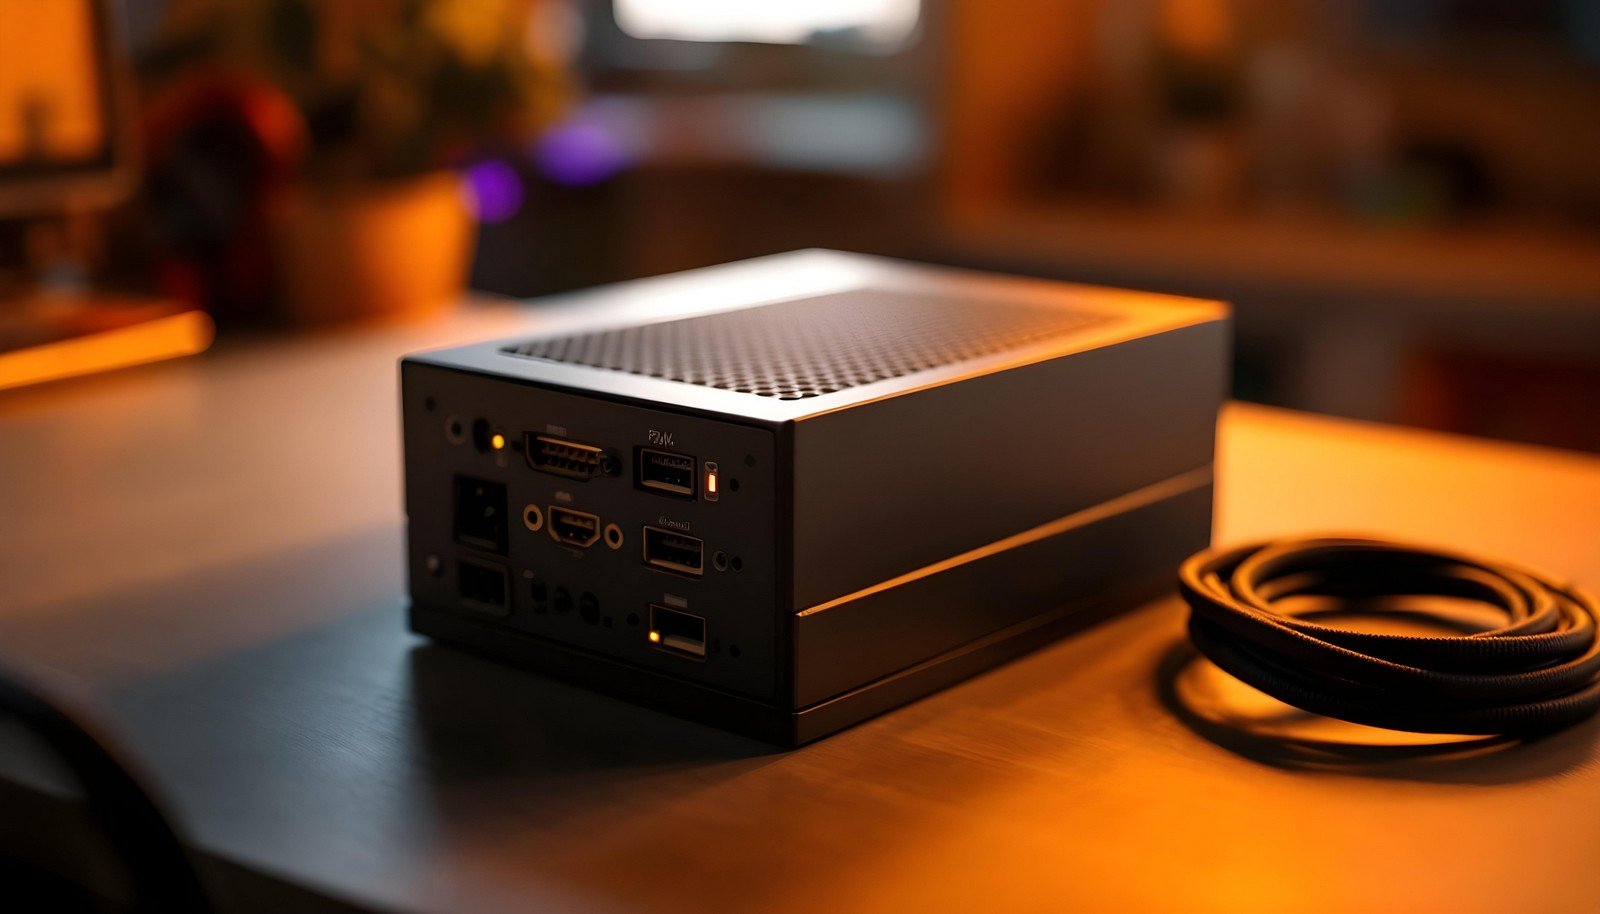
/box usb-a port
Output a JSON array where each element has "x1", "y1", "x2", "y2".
[
  {"x1": 642, "y1": 526, "x2": 703, "y2": 577},
  {"x1": 636, "y1": 447, "x2": 695, "y2": 499},
  {"x1": 648, "y1": 605, "x2": 706, "y2": 659}
]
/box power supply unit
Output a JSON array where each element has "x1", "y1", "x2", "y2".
[{"x1": 401, "y1": 250, "x2": 1228, "y2": 745}]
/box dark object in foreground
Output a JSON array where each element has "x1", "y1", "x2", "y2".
[
  {"x1": 0, "y1": 663, "x2": 211, "y2": 912},
  {"x1": 401, "y1": 251, "x2": 1228, "y2": 745},
  {"x1": 1179, "y1": 536, "x2": 1600, "y2": 735}
]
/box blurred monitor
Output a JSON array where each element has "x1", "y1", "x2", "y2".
[
  {"x1": 0, "y1": 0, "x2": 208, "y2": 393},
  {"x1": 0, "y1": 0, "x2": 132, "y2": 217}
]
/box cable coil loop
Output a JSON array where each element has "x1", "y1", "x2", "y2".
[{"x1": 1177, "y1": 537, "x2": 1600, "y2": 735}]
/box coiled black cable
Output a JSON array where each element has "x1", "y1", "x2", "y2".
[{"x1": 1177, "y1": 537, "x2": 1600, "y2": 735}]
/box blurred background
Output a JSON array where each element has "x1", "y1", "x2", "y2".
[{"x1": 3, "y1": 0, "x2": 1598, "y2": 450}]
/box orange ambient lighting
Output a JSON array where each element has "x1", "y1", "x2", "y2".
[
  {"x1": 0, "y1": 310, "x2": 215, "y2": 393},
  {"x1": 648, "y1": 630, "x2": 662, "y2": 643},
  {"x1": 490, "y1": 432, "x2": 506, "y2": 450}
]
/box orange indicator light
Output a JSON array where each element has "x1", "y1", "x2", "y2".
[
  {"x1": 648, "y1": 631, "x2": 662, "y2": 643},
  {"x1": 704, "y1": 461, "x2": 721, "y2": 502},
  {"x1": 490, "y1": 432, "x2": 506, "y2": 450}
]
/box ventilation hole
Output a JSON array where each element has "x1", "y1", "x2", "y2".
[{"x1": 500, "y1": 288, "x2": 1114, "y2": 399}]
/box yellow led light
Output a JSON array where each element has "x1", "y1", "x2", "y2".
[
  {"x1": 648, "y1": 631, "x2": 662, "y2": 643},
  {"x1": 490, "y1": 432, "x2": 506, "y2": 450},
  {"x1": 707, "y1": 472, "x2": 718, "y2": 494}
]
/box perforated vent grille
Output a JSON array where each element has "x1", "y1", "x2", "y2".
[{"x1": 502, "y1": 288, "x2": 1114, "y2": 400}]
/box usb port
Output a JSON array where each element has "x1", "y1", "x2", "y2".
[
  {"x1": 648, "y1": 605, "x2": 706, "y2": 659},
  {"x1": 527, "y1": 433, "x2": 616, "y2": 480},
  {"x1": 641, "y1": 526, "x2": 704, "y2": 577},
  {"x1": 457, "y1": 558, "x2": 509, "y2": 614},
  {"x1": 548, "y1": 506, "x2": 602, "y2": 548},
  {"x1": 635, "y1": 447, "x2": 695, "y2": 499}
]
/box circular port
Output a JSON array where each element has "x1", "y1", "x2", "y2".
[
  {"x1": 599, "y1": 452, "x2": 622, "y2": 476},
  {"x1": 603, "y1": 523, "x2": 624, "y2": 550},
  {"x1": 552, "y1": 588, "x2": 573, "y2": 613},
  {"x1": 522, "y1": 504, "x2": 544, "y2": 532},
  {"x1": 731, "y1": 556, "x2": 744, "y2": 572},
  {"x1": 445, "y1": 416, "x2": 466, "y2": 445},
  {"x1": 713, "y1": 551, "x2": 729, "y2": 572}
]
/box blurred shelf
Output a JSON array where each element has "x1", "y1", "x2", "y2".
[{"x1": 943, "y1": 204, "x2": 1600, "y2": 320}]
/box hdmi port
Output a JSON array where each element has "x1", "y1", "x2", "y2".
[
  {"x1": 548, "y1": 506, "x2": 601, "y2": 548},
  {"x1": 642, "y1": 526, "x2": 704, "y2": 577},
  {"x1": 527, "y1": 433, "x2": 616, "y2": 480}
]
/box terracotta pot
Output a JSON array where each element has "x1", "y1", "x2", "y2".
[{"x1": 272, "y1": 172, "x2": 475, "y2": 325}]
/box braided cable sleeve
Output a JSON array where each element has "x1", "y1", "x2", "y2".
[{"x1": 1177, "y1": 537, "x2": 1600, "y2": 735}]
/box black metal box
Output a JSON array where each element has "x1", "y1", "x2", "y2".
[{"x1": 402, "y1": 251, "x2": 1228, "y2": 744}]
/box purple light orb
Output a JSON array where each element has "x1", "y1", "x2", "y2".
[
  {"x1": 463, "y1": 159, "x2": 525, "y2": 223},
  {"x1": 533, "y1": 120, "x2": 630, "y2": 187}
]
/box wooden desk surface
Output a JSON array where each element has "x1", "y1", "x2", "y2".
[{"x1": 2, "y1": 303, "x2": 1599, "y2": 914}]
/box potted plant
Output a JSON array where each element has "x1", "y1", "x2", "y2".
[{"x1": 142, "y1": 0, "x2": 566, "y2": 324}]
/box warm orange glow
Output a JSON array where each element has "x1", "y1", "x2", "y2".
[
  {"x1": 274, "y1": 173, "x2": 472, "y2": 324},
  {"x1": 648, "y1": 630, "x2": 661, "y2": 643},
  {"x1": 707, "y1": 471, "x2": 718, "y2": 494},
  {"x1": 0, "y1": 0, "x2": 105, "y2": 162},
  {"x1": 490, "y1": 432, "x2": 506, "y2": 450},
  {"x1": 0, "y1": 310, "x2": 215, "y2": 392}
]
